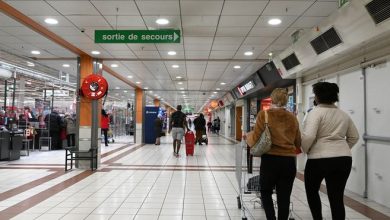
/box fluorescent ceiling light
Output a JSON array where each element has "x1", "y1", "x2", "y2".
[
  {"x1": 110, "y1": 64, "x2": 118, "y2": 68},
  {"x1": 136, "y1": 81, "x2": 141, "y2": 84},
  {"x1": 220, "y1": 82, "x2": 226, "y2": 85},
  {"x1": 27, "y1": 62, "x2": 35, "y2": 67},
  {"x1": 168, "y1": 51, "x2": 176, "y2": 56},
  {"x1": 156, "y1": 18, "x2": 169, "y2": 25},
  {"x1": 172, "y1": 64, "x2": 179, "y2": 68},
  {"x1": 176, "y1": 76, "x2": 182, "y2": 79},
  {"x1": 44, "y1": 18, "x2": 58, "y2": 25},
  {"x1": 124, "y1": 90, "x2": 128, "y2": 93},
  {"x1": 31, "y1": 50, "x2": 40, "y2": 55},
  {"x1": 144, "y1": 87, "x2": 149, "y2": 90},
  {"x1": 178, "y1": 82, "x2": 183, "y2": 85},
  {"x1": 91, "y1": 51, "x2": 100, "y2": 55},
  {"x1": 62, "y1": 64, "x2": 70, "y2": 68},
  {"x1": 244, "y1": 51, "x2": 253, "y2": 56},
  {"x1": 234, "y1": 65, "x2": 241, "y2": 69},
  {"x1": 213, "y1": 92, "x2": 218, "y2": 94},
  {"x1": 127, "y1": 75, "x2": 133, "y2": 78},
  {"x1": 268, "y1": 18, "x2": 282, "y2": 25}
]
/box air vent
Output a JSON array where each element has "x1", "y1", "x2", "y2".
[
  {"x1": 366, "y1": 0, "x2": 390, "y2": 24},
  {"x1": 281, "y1": 53, "x2": 300, "y2": 71},
  {"x1": 310, "y1": 27, "x2": 342, "y2": 55}
]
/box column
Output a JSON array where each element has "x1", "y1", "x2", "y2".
[
  {"x1": 135, "y1": 88, "x2": 145, "y2": 144},
  {"x1": 17, "y1": 78, "x2": 25, "y2": 109},
  {"x1": 76, "y1": 55, "x2": 102, "y2": 169},
  {"x1": 295, "y1": 77, "x2": 306, "y2": 171}
]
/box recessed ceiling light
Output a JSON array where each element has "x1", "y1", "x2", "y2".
[
  {"x1": 234, "y1": 65, "x2": 241, "y2": 69},
  {"x1": 91, "y1": 51, "x2": 100, "y2": 55},
  {"x1": 136, "y1": 81, "x2": 141, "y2": 84},
  {"x1": 124, "y1": 90, "x2": 128, "y2": 93},
  {"x1": 168, "y1": 51, "x2": 176, "y2": 56},
  {"x1": 111, "y1": 64, "x2": 118, "y2": 68},
  {"x1": 149, "y1": 91, "x2": 153, "y2": 93},
  {"x1": 115, "y1": 86, "x2": 120, "y2": 89},
  {"x1": 180, "y1": 88, "x2": 184, "y2": 90},
  {"x1": 27, "y1": 62, "x2": 35, "y2": 67},
  {"x1": 172, "y1": 64, "x2": 179, "y2": 68},
  {"x1": 26, "y1": 81, "x2": 32, "y2": 85},
  {"x1": 220, "y1": 82, "x2": 226, "y2": 85},
  {"x1": 115, "y1": 93, "x2": 119, "y2": 96},
  {"x1": 127, "y1": 75, "x2": 133, "y2": 78},
  {"x1": 181, "y1": 91, "x2": 185, "y2": 94},
  {"x1": 268, "y1": 52, "x2": 273, "y2": 56},
  {"x1": 44, "y1": 18, "x2": 58, "y2": 25},
  {"x1": 31, "y1": 50, "x2": 40, "y2": 55},
  {"x1": 244, "y1": 51, "x2": 253, "y2": 56},
  {"x1": 216, "y1": 88, "x2": 221, "y2": 90},
  {"x1": 156, "y1": 18, "x2": 169, "y2": 25},
  {"x1": 178, "y1": 82, "x2": 183, "y2": 85},
  {"x1": 144, "y1": 87, "x2": 149, "y2": 90},
  {"x1": 213, "y1": 91, "x2": 218, "y2": 94},
  {"x1": 176, "y1": 76, "x2": 182, "y2": 79},
  {"x1": 62, "y1": 64, "x2": 70, "y2": 68},
  {"x1": 268, "y1": 18, "x2": 282, "y2": 26}
]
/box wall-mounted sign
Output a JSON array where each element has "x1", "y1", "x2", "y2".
[
  {"x1": 237, "y1": 80, "x2": 255, "y2": 96},
  {"x1": 95, "y1": 30, "x2": 181, "y2": 43}
]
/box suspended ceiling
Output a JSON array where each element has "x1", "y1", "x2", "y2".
[{"x1": 0, "y1": 0, "x2": 339, "y2": 112}]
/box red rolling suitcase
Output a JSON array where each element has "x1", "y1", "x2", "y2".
[{"x1": 185, "y1": 131, "x2": 195, "y2": 156}]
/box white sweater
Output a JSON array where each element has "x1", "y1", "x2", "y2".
[{"x1": 302, "y1": 104, "x2": 359, "y2": 159}]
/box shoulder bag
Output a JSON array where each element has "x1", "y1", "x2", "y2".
[{"x1": 250, "y1": 110, "x2": 272, "y2": 157}]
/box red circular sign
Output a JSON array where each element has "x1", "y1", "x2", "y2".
[{"x1": 81, "y1": 74, "x2": 108, "y2": 100}]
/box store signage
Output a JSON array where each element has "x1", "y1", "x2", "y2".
[
  {"x1": 44, "y1": 90, "x2": 69, "y2": 97},
  {"x1": 237, "y1": 80, "x2": 255, "y2": 96},
  {"x1": 95, "y1": 30, "x2": 181, "y2": 43}
]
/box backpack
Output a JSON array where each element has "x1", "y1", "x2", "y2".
[{"x1": 172, "y1": 111, "x2": 185, "y2": 128}]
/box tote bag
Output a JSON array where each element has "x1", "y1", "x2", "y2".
[{"x1": 250, "y1": 110, "x2": 272, "y2": 157}]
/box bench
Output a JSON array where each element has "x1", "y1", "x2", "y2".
[{"x1": 65, "y1": 147, "x2": 97, "y2": 171}]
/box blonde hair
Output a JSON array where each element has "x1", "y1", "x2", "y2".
[{"x1": 270, "y1": 88, "x2": 288, "y2": 107}]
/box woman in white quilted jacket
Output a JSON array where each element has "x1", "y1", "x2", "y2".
[{"x1": 302, "y1": 82, "x2": 359, "y2": 220}]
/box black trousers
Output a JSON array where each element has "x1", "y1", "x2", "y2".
[
  {"x1": 304, "y1": 156, "x2": 352, "y2": 220},
  {"x1": 102, "y1": 129, "x2": 108, "y2": 146},
  {"x1": 66, "y1": 134, "x2": 75, "y2": 147},
  {"x1": 260, "y1": 154, "x2": 296, "y2": 220}
]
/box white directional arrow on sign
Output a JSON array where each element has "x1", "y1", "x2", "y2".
[{"x1": 174, "y1": 32, "x2": 179, "y2": 42}]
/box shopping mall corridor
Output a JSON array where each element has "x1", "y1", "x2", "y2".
[{"x1": 0, "y1": 134, "x2": 388, "y2": 220}]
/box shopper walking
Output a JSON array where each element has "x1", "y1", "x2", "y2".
[
  {"x1": 64, "y1": 113, "x2": 76, "y2": 147},
  {"x1": 101, "y1": 109, "x2": 110, "y2": 147},
  {"x1": 193, "y1": 113, "x2": 206, "y2": 145},
  {"x1": 244, "y1": 88, "x2": 301, "y2": 220},
  {"x1": 213, "y1": 117, "x2": 221, "y2": 134},
  {"x1": 154, "y1": 116, "x2": 162, "y2": 145},
  {"x1": 302, "y1": 82, "x2": 359, "y2": 220},
  {"x1": 44, "y1": 110, "x2": 62, "y2": 150},
  {"x1": 168, "y1": 105, "x2": 188, "y2": 157}
]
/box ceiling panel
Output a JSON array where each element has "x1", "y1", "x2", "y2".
[
  {"x1": 292, "y1": 17, "x2": 326, "y2": 28},
  {"x1": 263, "y1": 1, "x2": 314, "y2": 16},
  {"x1": 249, "y1": 27, "x2": 286, "y2": 37},
  {"x1": 216, "y1": 27, "x2": 252, "y2": 37},
  {"x1": 46, "y1": 1, "x2": 100, "y2": 16},
  {"x1": 209, "y1": 51, "x2": 235, "y2": 59},
  {"x1": 222, "y1": 1, "x2": 268, "y2": 16},
  {"x1": 182, "y1": 16, "x2": 219, "y2": 27},
  {"x1": 219, "y1": 16, "x2": 258, "y2": 27},
  {"x1": 182, "y1": 27, "x2": 217, "y2": 37},
  {"x1": 181, "y1": 1, "x2": 224, "y2": 16},
  {"x1": 5, "y1": 0, "x2": 60, "y2": 16},
  {"x1": 104, "y1": 16, "x2": 145, "y2": 27},
  {"x1": 185, "y1": 51, "x2": 210, "y2": 59},
  {"x1": 304, "y1": 1, "x2": 339, "y2": 17},
  {"x1": 66, "y1": 16, "x2": 110, "y2": 27},
  {"x1": 136, "y1": 1, "x2": 179, "y2": 15},
  {"x1": 91, "y1": 1, "x2": 140, "y2": 16}
]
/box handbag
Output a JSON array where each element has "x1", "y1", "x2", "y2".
[{"x1": 250, "y1": 110, "x2": 272, "y2": 157}]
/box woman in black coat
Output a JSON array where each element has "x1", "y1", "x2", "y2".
[{"x1": 154, "y1": 116, "x2": 163, "y2": 145}]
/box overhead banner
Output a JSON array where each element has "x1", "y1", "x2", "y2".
[{"x1": 95, "y1": 30, "x2": 181, "y2": 43}]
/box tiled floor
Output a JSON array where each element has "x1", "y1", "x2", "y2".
[{"x1": 0, "y1": 134, "x2": 389, "y2": 220}]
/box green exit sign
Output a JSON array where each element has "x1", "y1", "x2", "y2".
[
  {"x1": 339, "y1": 0, "x2": 348, "y2": 7},
  {"x1": 95, "y1": 30, "x2": 180, "y2": 44}
]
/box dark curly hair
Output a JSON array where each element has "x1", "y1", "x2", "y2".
[{"x1": 312, "y1": 82, "x2": 339, "y2": 104}]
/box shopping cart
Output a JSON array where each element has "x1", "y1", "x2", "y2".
[{"x1": 235, "y1": 140, "x2": 295, "y2": 220}]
